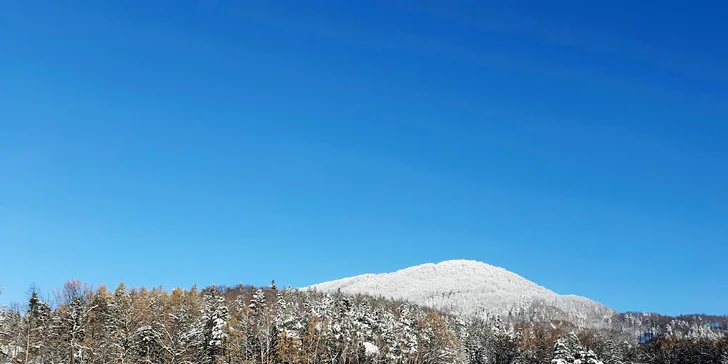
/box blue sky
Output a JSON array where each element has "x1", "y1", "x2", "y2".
[{"x1": 1, "y1": 0, "x2": 726, "y2": 315}]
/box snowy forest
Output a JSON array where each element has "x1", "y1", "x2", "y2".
[{"x1": 1, "y1": 282, "x2": 727, "y2": 364}]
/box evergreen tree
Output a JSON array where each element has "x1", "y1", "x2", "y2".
[
  {"x1": 134, "y1": 324, "x2": 163, "y2": 363},
  {"x1": 574, "y1": 349, "x2": 604, "y2": 364},
  {"x1": 397, "y1": 302, "x2": 419, "y2": 360},
  {"x1": 600, "y1": 337, "x2": 624, "y2": 364},
  {"x1": 490, "y1": 327, "x2": 518, "y2": 364},
  {"x1": 552, "y1": 338, "x2": 575, "y2": 364},
  {"x1": 1, "y1": 307, "x2": 23, "y2": 362},
  {"x1": 201, "y1": 286, "x2": 230, "y2": 364},
  {"x1": 22, "y1": 290, "x2": 52, "y2": 364},
  {"x1": 462, "y1": 318, "x2": 490, "y2": 364}
]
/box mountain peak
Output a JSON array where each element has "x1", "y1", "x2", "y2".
[{"x1": 309, "y1": 260, "x2": 614, "y2": 327}]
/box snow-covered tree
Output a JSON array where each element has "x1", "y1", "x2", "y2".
[
  {"x1": 160, "y1": 287, "x2": 204, "y2": 363},
  {"x1": 105, "y1": 282, "x2": 138, "y2": 363},
  {"x1": 489, "y1": 325, "x2": 518, "y2": 364},
  {"x1": 0, "y1": 307, "x2": 23, "y2": 362},
  {"x1": 200, "y1": 286, "x2": 230, "y2": 364},
  {"x1": 573, "y1": 349, "x2": 604, "y2": 364},
  {"x1": 461, "y1": 317, "x2": 491, "y2": 364},
  {"x1": 0, "y1": 287, "x2": 5, "y2": 359},
  {"x1": 227, "y1": 288, "x2": 254, "y2": 362},
  {"x1": 250, "y1": 288, "x2": 273, "y2": 362},
  {"x1": 379, "y1": 309, "x2": 402, "y2": 362},
  {"x1": 325, "y1": 293, "x2": 355, "y2": 361},
  {"x1": 599, "y1": 336, "x2": 624, "y2": 364},
  {"x1": 133, "y1": 324, "x2": 163, "y2": 363},
  {"x1": 419, "y1": 312, "x2": 465, "y2": 364},
  {"x1": 57, "y1": 296, "x2": 90, "y2": 364},
  {"x1": 552, "y1": 338, "x2": 575, "y2": 364},
  {"x1": 21, "y1": 290, "x2": 52, "y2": 364}
]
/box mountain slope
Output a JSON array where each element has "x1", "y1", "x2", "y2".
[{"x1": 309, "y1": 260, "x2": 615, "y2": 327}]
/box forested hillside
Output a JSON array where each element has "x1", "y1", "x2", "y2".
[
  {"x1": 309, "y1": 260, "x2": 615, "y2": 327},
  {"x1": 1, "y1": 282, "x2": 726, "y2": 364}
]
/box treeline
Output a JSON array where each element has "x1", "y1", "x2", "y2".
[
  {"x1": 0, "y1": 281, "x2": 726, "y2": 364},
  {"x1": 615, "y1": 312, "x2": 728, "y2": 340},
  {"x1": 0, "y1": 281, "x2": 463, "y2": 364}
]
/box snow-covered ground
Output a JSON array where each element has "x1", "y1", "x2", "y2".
[{"x1": 309, "y1": 260, "x2": 614, "y2": 327}]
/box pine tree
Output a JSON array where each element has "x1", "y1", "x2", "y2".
[
  {"x1": 576, "y1": 349, "x2": 604, "y2": 364},
  {"x1": 601, "y1": 337, "x2": 624, "y2": 364},
  {"x1": 22, "y1": 290, "x2": 52, "y2": 364},
  {"x1": 552, "y1": 338, "x2": 574, "y2": 364},
  {"x1": 397, "y1": 302, "x2": 419, "y2": 360},
  {"x1": 490, "y1": 327, "x2": 518, "y2": 364},
  {"x1": 0, "y1": 307, "x2": 23, "y2": 362},
  {"x1": 714, "y1": 337, "x2": 728, "y2": 364},
  {"x1": 201, "y1": 286, "x2": 230, "y2": 364},
  {"x1": 462, "y1": 318, "x2": 490, "y2": 364},
  {"x1": 134, "y1": 324, "x2": 163, "y2": 363}
]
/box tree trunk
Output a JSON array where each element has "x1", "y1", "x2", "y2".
[{"x1": 24, "y1": 319, "x2": 31, "y2": 364}]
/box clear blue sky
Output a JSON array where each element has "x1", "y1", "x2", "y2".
[{"x1": 1, "y1": 1, "x2": 727, "y2": 316}]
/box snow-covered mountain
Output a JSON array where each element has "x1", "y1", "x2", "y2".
[{"x1": 308, "y1": 260, "x2": 615, "y2": 327}]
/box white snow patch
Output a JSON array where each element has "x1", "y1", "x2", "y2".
[{"x1": 363, "y1": 342, "x2": 379, "y2": 356}]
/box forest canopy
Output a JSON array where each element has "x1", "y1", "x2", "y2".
[{"x1": 1, "y1": 281, "x2": 726, "y2": 364}]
